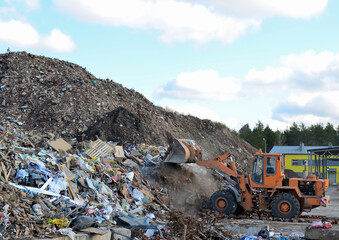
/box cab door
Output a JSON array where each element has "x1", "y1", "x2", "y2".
[{"x1": 264, "y1": 156, "x2": 278, "y2": 187}]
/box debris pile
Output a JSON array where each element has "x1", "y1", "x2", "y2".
[
  {"x1": 0, "y1": 51, "x2": 256, "y2": 173},
  {"x1": 0, "y1": 121, "x2": 233, "y2": 239},
  {"x1": 0, "y1": 51, "x2": 152, "y2": 136}
]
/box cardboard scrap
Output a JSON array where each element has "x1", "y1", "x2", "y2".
[
  {"x1": 114, "y1": 146, "x2": 125, "y2": 160},
  {"x1": 61, "y1": 165, "x2": 76, "y2": 181},
  {"x1": 48, "y1": 138, "x2": 72, "y2": 152}
]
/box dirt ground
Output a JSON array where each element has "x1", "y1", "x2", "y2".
[{"x1": 217, "y1": 186, "x2": 339, "y2": 239}]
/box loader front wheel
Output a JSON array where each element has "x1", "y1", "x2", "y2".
[
  {"x1": 271, "y1": 193, "x2": 300, "y2": 219},
  {"x1": 210, "y1": 190, "x2": 237, "y2": 215}
]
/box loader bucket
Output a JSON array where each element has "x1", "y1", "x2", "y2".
[{"x1": 164, "y1": 139, "x2": 201, "y2": 164}]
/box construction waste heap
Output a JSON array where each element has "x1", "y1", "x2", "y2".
[
  {"x1": 0, "y1": 51, "x2": 258, "y2": 239},
  {"x1": 2, "y1": 51, "x2": 336, "y2": 240}
]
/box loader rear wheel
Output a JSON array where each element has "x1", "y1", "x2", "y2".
[
  {"x1": 210, "y1": 190, "x2": 237, "y2": 215},
  {"x1": 271, "y1": 193, "x2": 300, "y2": 219}
]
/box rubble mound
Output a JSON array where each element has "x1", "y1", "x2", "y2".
[
  {"x1": 0, "y1": 51, "x2": 256, "y2": 172},
  {"x1": 0, "y1": 123, "x2": 237, "y2": 239},
  {"x1": 85, "y1": 107, "x2": 169, "y2": 145},
  {"x1": 0, "y1": 51, "x2": 153, "y2": 135}
]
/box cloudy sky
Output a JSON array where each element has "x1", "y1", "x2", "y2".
[{"x1": 1, "y1": 0, "x2": 338, "y2": 130}]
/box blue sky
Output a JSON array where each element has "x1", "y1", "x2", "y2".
[{"x1": 1, "y1": 0, "x2": 339, "y2": 131}]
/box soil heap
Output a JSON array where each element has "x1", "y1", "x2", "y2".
[{"x1": 0, "y1": 51, "x2": 256, "y2": 172}]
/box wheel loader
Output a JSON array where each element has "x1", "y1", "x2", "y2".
[{"x1": 164, "y1": 139, "x2": 330, "y2": 219}]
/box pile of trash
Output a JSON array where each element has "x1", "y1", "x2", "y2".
[
  {"x1": 0, "y1": 121, "x2": 232, "y2": 239},
  {"x1": 0, "y1": 51, "x2": 155, "y2": 138},
  {"x1": 0, "y1": 51, "x2": 257, "y2": 173}
]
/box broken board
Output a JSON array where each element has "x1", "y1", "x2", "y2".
[{"x1": 114, "y1": 146, "x2": 125, "y2": 160}]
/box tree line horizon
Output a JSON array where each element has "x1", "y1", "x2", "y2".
[{"x1": 233, "y1": 122, "x2": 339, "y2": 153}]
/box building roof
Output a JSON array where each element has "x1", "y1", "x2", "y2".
[
  {"x1": 307, "y1": 146, "x2": 339, "y2": 156},
  {"x1": 269, "y1": 142, "x2": 335, "y2": 154}
]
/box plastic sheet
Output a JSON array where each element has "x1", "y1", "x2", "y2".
[{"x1": 48, "y1": 175, "x2": 68, "y2": 194}]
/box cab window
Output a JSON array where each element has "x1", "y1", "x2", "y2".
[
  {"x1": 252, "y1": 155, "x2": 264, "y2": 184},
  {"x1": 266, "y1": 157, "x2": 276, "y2": 175}
]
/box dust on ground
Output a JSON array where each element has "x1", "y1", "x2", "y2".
[{"x1": 143, "y1": 162, "x2": 223, "y2": 216}]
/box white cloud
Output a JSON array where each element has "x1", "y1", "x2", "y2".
[
  {"x1": 272, "y1": 90, "x2": 339, "y2": 128},
  {"x1": 158, "y1": 50, "x2": 339, "y2": 128},
  {"x1": 53, "y1": 0, "x2": 260, "y2": 44},
  {"x1": 156, "y1": 70, "x2": 241, "y2": 101},
  {"x1": 194, "y1": 0, "x2": 327, "y2": 19},
  {"x1": 245, "y1": 66, "x2": 293, "y2": 84},
  {"x1": 275, "y1": 113, "x2": 333, "y2": 127},
  {"x1": 163, "y1": 104, "x2": 221, "y2": 122},
  {"x1": 282, "y1": 50, "x2": 339, "y2": 76},
  {"x1": 243, "y1": 119, "x2": 290, "y2": 132},
  {"x1": 157, "y1": 50, "x2": 339, "y2": 103},
  {"x1": 0, "y1": 19, "x2": 39, "y2": 46},
  {"x1": 224, "y1": 117, "x2": 239, "y2": 130},
  {"x1": 262, "y1": 119, "x2": 291, "y2": 131},
  {"x1": 0, "y1": 20, "x2": 76, "y2": 52},
  {"x1": 41, "y1": 29, "x2": 76, "y2": 52},
  {"x1": 3, "y1": 0, "x2": 40, "y2": 11},
  {"x1": 52, "y1": 0, "x2": 327, "y2": 44},
  {"x1": 162, "y1": 103, "x2": 242, "y2": 129},
  {"x1": 244, "y1": 50, "x2": 339, "y2": 94},
  {"x1": 275, "y1": 91, "x2": 339, "y2": 119},
  {"x1": 241, "y1": 50, "x2": 339, "y2": 126},
  {"x1": 19, "y1": 0, "x2": 40, "y2": 11}
]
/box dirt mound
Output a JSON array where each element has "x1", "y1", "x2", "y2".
[
  {"x1": 0, "y1": 51, "x2": 257, "y2": 173},
  {"x1": 85, "y1": 107, "x2": 172, "y2": 145}
]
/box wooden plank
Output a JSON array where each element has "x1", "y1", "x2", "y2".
[
  {"x1": 6, "y1": 167, "x2": 12, "y2": 182},
  {"x1": 1, "y1": 162, "x2": 8, "y2": 183}
]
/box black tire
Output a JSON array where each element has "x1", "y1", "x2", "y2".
[
  {"x1": 210, "y1": 190, "x2": 237, "y2": 215},
  {"x1": 271, "y1": 193, "x2": 300, "y2": 219}
]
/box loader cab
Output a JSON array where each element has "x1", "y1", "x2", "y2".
[{"x1": 252, "y1": 153, "x2": 284, "y2": 187}]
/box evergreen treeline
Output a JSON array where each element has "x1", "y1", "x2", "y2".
[{"x1": 235, "y1": 122, "x2": 339, "y2": 152}]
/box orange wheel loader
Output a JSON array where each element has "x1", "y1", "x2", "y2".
[{"x1": 164, "y1": 139, "x2": 330, "y2": 219}]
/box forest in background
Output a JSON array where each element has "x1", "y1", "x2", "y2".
[{"x1": 233, "y1": 122, "x2": 339, "y2": 153}]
